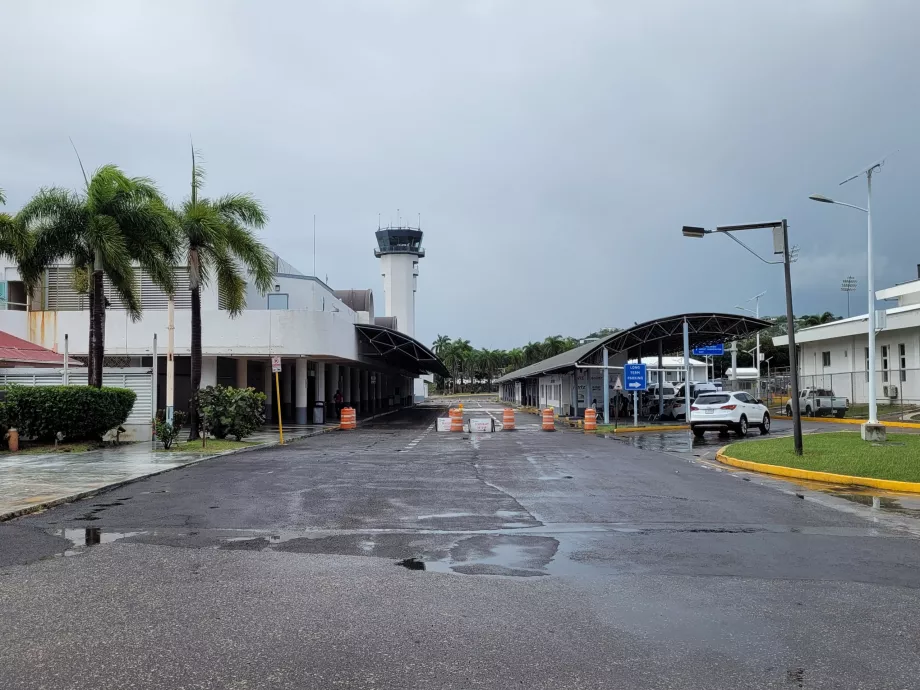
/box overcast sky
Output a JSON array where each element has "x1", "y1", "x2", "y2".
[{"x1": 2, "y1": 1, "x2": 918, "y2": 349}]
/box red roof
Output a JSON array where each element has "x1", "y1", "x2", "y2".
[{"x1": 0, "y1": 330, "x2": 82, "y2": 367}]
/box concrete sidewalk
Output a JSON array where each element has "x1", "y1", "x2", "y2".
[{"x1": 0, "y1": 423, "x2": 335, "y2": 521}]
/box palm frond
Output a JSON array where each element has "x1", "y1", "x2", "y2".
[
  {"x1": 207, "y1": 244, "x2": 248, "y2": 316},
  {"x1": 191, "y1": 144, "x2": 205, "y2": 205},
  {"x1": 212, "y1": 193, "x2": 268, "y2": 229},
  {"x1": 220, "y1": 219, "x2": 274, "y2": 294}
]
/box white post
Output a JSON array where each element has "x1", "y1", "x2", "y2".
[
  {"x1": 295, "y1": 358, "x2": 308, "y2": 425},
  {"x1": 151, "y1": 333, "x2": 158, "y2": 439},
  {"x1": 315, "y1": 361, "x2": 326, "y2": 423},
  {"x1": 63, "y1": 333, "x2": 69, "y2": 385},
  {"x1": 683, "y1": 317, "x2": 691, "y2": 423},
  {"x1": 602, "y1": 347, "x2": 610, "y2": 425},
  {"x1": 731, "y1": 341, "x2": 738, "y2": 390},
  {"x1": 867, "y1": 168, "x2": 878, "y2": 425},
  {"x1": 166, "y1": 294, "x2": 175, "y2": 425},
  {"x1": 755, "y1": 296, "x2": 761, "y2": 398},
  {"x1": 633, "y1": 390, "x2": 638, "y2": 427}
]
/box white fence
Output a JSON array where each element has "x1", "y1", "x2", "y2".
[{"x1": 0, "y1": 367, "x2": 154, "y2": 440}]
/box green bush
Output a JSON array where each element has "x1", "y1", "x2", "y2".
[
  {"x1": 6, "y1": 385, "x2": 136, "y2": 441},
  {"x1": 197, "y1": 385, "x2": 266, "y2": 441},
  {"x1": 154, "y1": 410, "x2": 187, "y2": 450}
]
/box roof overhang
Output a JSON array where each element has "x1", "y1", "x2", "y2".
[
  {"x1": 497, "y1": 313, "x2": 771, "y2": 382},
  {"x1": 355, "y1": 324, "x2": 449, "y2": 378}
]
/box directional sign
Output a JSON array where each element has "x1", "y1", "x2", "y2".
[
  {"x1": 623, "y1": 363, "x2": 647, "y2": 391},
  {"x1": 692, "y1": 343, "x2": 724, "y2": 357},
  {"x1": 613, "y1": 376, "x2": 623, "y2": 391}
]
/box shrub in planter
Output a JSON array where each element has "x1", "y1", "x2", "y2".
[
  {"x1": 196, "y1": 385, "x2": 266, "y2": 441},
  {"x1": 6, "y1": 385, "x2": 136, "y2": 441}
]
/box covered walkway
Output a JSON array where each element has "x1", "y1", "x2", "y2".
[{"x1": 496, "y1": 313, "x2": 770, "y2": 417}]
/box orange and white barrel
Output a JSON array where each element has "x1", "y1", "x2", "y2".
[
  {"x1": 584, "y1": 408, "x2": 597, "y2": 432},
  {"x1": 502, "y1": 408, "x2": 515, "y2": 431},
  {"x1": 541, "y1": 408, "x2": 555, "y2": 431},
  {"x1": 450, "y1": 407, "x2": 463, "y2": 432},
  {"x1": 340, "y1": 407, "x2": 356, "y2": 430}
]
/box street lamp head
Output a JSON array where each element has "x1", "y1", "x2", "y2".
[
  {"x1": 809, "y1": 194, "x2": 835, "y2": 204},
  {"x1": 682, "y1": 225, "x2": 706, "y2": 238}
]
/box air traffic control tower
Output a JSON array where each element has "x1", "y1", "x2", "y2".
[
  {"x1": 375, "y1": 223, "x2": 429, "y2": 401},
  {"x1": 374, "y1": 224, "x2": 424, "y2": 339}
]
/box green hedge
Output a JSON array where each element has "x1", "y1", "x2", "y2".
[
  {"x1": 197, "y1": 385, "x2": 266, "y2": 440},
  {"x1": 5, "y1": 385, "x2": 137, "y2": 441}
]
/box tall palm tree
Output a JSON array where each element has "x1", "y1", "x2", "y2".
[
  {"x1": 543, "y1": 335, "x2": 567, "y2": 357},
  {"x1": 18, "y1": 166, "x2": 176, "y2": 386},
  {"x1": 432, "y1": 334, "x2": 451, "y2": 356},
  {"x1": 0, "y1": 189, "x2": 30, "y2": 264},
  {"x1": 506, "y1": 347, "x2": 525, "y2": 371},
  {"x1": 171, "y1": 149, "x2": 274, "y2": 439},
  {"x1": 523, "y1": 341, "x2": 543, "y2": 365}
]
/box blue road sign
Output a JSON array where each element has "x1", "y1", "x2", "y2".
[
  {"x1": 624, "y1": 363, "x2": 647, "y2": 391},
  {"x1": 692, "y1": 343, "x2": 725, "y2": 356}
]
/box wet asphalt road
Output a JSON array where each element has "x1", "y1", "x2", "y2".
[{"x1": 3, "y1": 398, "x2": 920, "y2": 689}]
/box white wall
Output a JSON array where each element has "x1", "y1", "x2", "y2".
[
  {"x1": 244, "y1": 275, "x2": 350, "y2": 313},
  {"x1": 26, "y1": 308, "x2": 362, "y2": 361}
]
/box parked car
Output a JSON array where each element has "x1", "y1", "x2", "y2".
[
  {"x1": 646, "y1": 383, "x2": 677, "y2": 403},
  {"x1": 669, "y1": 382, "x2": 719, "y2": 420},
  {"x1": 785, "y1": 388, "x2": 848, "y2": 418},
  {"x1": 690, "y1": 391, "x2": 771, "y2": 437}
]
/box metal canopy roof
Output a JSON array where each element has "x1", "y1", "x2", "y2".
[
  {"x1": 355, "y1": 324, "x2": 449, "y2": 378},
  {"x1": 496, "y1": 313, "x2": 771, "y2": 382}
]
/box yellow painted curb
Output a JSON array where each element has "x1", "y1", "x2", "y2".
[
  {"x1": 595, "y1": 424, "x2": 689, "y2": 434},
  {"x1": 716, "y1": 447, "x2": 920, "y2": 494},
  {"x1": 773, "y1": 415, "x2": 920, "y2": 429}
]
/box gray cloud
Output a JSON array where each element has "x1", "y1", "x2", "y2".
[{"x1": 2, "y1": 0, "x2": 918, "y2": 349}]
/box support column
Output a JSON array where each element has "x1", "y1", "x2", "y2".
[
  {"x1": 353, "y1": 368, "x2": 360, "y2": 411},
  {"x1": 282, "y1": 362, "x2": 292, "y2": 420},
  {"x1": 343, "y1": 366, "x2": 352, "y2": 407},
  {"x1": 295, "y1": 358, "x2": 308, "y2": 425},
  {"x1": 361, "y1": 370, "x2": 369, "y2": 415},
  {"x1": 263, "y1": 361, "x2": 273, "y2": 421},
  {"x1": 315, "y1": 361, "x2": 326, "y2": 424},
  {"x1": 201, "y1": 356, "x2": 218, "y2": 389},
  {"x1": 236, "y1": 357, "x2": 248, "y2": 389},
  {"x1": 330, "y1": 363, "x2": 340, "y2": 419}
]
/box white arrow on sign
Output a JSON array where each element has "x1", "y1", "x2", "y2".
[
  {"x1": 614, "y1": 376, "x2": 623, "y2": 391},
  {"x1": 627, "y1": 382, "x2": 641, "y2": 389}
]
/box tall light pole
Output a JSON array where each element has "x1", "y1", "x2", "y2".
[
  {"x1": 810, "y1": 155, "x2": 889, "y2": 439},
  {"x1": 841, "y1": 276, "x2": 857, "y2": 318},
  {"x1": 682, "y1": 219, "x2": 803, "y2": 455}
]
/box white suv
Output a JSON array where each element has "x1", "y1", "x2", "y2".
[{"x1": 689, "y1": 391, "x2": 770, "y2": 438}]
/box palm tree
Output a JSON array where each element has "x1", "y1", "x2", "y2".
[
  {"x1": 18, "y1": 166, "x2": 177, "y2": 387},
  {"x1": 543, "y1": 335, "x2": 567, "y2": 357},
  {"x1": 506, "y1": 347, "x2": 525, "y2": 371},
  {"x1": 0, "y1": 189, "x2": 31, "y2": 265},
  {"x1": 432, "y1": 334, "x2": 451, "y2": 356},
  {"x1": 523, "y1": 341, "x2": 543, "y2": 365},
  {"x1": 171, "y1": 149, "x2": 274, "y2": 439}
]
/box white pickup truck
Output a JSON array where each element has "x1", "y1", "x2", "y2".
[{"x1": 785, "y1": 388, "x2": 849, "y2": 418}]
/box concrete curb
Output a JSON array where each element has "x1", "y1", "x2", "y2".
[
  {"x1": 715, "y1": 445, "x2": 920, "y2": 494},
  {"x1": 605, "y1": 424, "x2": 689, "y2": 434},
  {"x1": 772, "y1": 414, "x2": 920, "y2": 429}
]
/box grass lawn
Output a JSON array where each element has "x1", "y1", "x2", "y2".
[
  {"x1": 157, "y1": 439, "x2": 257, "y2": 454},
  {"x1": 725, "y1": 432, "x2": 920, "y2": 482},
  {"x1": 7, "y1": 441, "x2": 101, "y2": 455}
]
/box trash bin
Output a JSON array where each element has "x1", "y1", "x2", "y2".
[{"x1": 313, "y1": 401, "x2": 325, "y2": 424}]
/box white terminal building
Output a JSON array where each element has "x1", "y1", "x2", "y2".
[
  {"x1": 0, "y1": 223, "x2": 446, "y2": 439},
  {"x1": 774, "y1": 268, "x2": 920, "y2": 405}
]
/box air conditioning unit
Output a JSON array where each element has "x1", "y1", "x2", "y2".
[
  {"x1": 888, "y1": 385, "x2": 898, "y2": 399},
  {"x1": 883, "y1": 385, "x2": 890, "y2": 398}
]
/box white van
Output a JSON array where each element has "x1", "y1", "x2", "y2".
[{"x1": 669, "y1": 382, "x2": 719, "y2": 420}]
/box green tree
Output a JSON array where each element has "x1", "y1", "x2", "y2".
[
  {"x1": 18, "y1": 165, "x2": 177, "y2": 387},
  {"x1": 523, "y1": 341, "x2": 543, "y2": 365},
  {"x1": 506, "y1": 347, "x2": 525, "y2": 371},
  {"x1": 432, "y1": 334, "x2": 451, "y2": 356},
  {"x1": 171, "y1": 149, "x2": 274, "y2": 439},
  {"x1": 542, "y1": 335, "x2": 567, "y2": 357},
  {"x1": 0, "y1": 189, "x2": 31, "y2": 266}
]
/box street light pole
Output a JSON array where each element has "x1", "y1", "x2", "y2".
[
  {"x1": 781, "y1": 219, "x2": 804, "y2": 455},
  {"x1": 810, "y1": 155, "x2": 889, "y2": 436}
]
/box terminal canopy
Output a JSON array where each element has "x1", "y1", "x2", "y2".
[
  {"x1": 355, "y1": 324, "x2": 449, "y2": 378},
  {"x1": 496, "y1": 313, "x2": 771, "y2": 382}
]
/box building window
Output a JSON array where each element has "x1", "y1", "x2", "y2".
[
  {"x1": 821, "y1": 352, "x2": 831, "y2": 367},
  {"x1": 882, "y1": 345, "x2": 889, "y2": 383},
  {"x1": 900, "y1": 343, "x2": 907, "y2": 382},
  {"x1": 865, "y1": 347, "x2": 870, "y2": 382},
  {"x1": 267, "y1": 293, "x2": 289, "y2": 310}
]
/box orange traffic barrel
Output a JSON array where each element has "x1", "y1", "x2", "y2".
[
  {"x1": 340, "y1": 407, "x2": 356, "y2": 430},
  {"x1": 502, "y1": 408, "x2": 515, "y2": 431},
  {"x1": 541, "y1": 408, "x2": 555, "y2": 431},
  {"x1": 584, "y1": 408, "x2": 597, "y2": 432},
  {"x1": 450, "y1": 407, "x2": 463, "y2": 432}
]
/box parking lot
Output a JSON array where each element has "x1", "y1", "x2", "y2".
[{"x1": 3, "y1": 397, "x2": 920, "y2": 688}]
